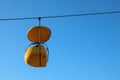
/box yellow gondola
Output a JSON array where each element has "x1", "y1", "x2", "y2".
[
  {"x1": 24, "y1": 44, "x2": 48, "y2": 67},
  {"x1": 27, "y1": 26, "x2": 51, "y2": 43}
]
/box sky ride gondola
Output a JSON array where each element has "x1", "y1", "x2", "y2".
[{"x1": 24, "y1": 25, "x2": 51, "y2": 68}]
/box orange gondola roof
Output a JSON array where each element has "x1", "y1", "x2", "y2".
[{"x1": 27, "y1": 26, "x2": 51, "y2": 43}]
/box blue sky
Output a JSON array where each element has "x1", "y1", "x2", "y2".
[{"x1": 0, "y1": 0, "x2": 120, "y2": 80}]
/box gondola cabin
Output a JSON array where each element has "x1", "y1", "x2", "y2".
[{"x1": 24, "y1": 44, "x2": 48, "y2": 67}]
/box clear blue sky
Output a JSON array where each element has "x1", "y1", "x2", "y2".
[{"x1": 0, "y1": 0, "x2": 120, "y2": 80}]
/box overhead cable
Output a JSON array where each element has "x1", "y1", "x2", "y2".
[
  {"x1": 42, "y1": 11, "x2": 120, "y2": 18},
  {"x1": 0, "y1": 11, "x2": 120, "y2": 21}
]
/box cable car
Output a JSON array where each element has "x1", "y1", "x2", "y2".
[
  {"x1": 27, "y1": 26, "x2": 51, "y2": 43},
  {"x1": 24, "y1": 43, "x2": 49, "y2": 67}
]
